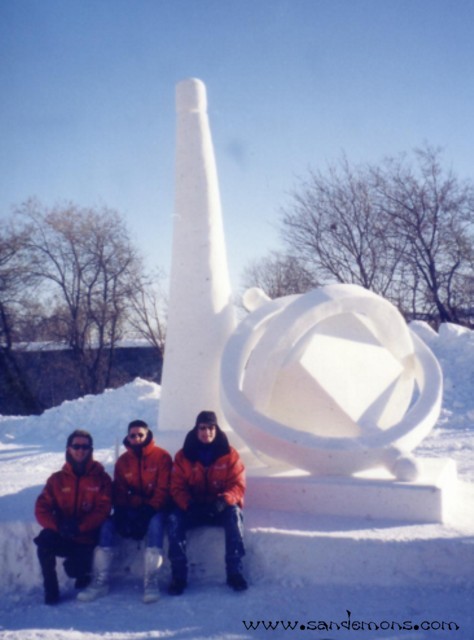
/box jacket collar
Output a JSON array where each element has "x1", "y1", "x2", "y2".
[{"x1": 182, "y1": 426, "x2": 230, "y2": 464}]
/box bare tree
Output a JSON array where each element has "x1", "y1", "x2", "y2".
[
  {"x1": 241, "y1": 251, "x2": 317, "y2": 299},
  {"x1": 15, "y1": 200, "x2": 144, "y2": 394},
  {"x1": 0, "y1": 221, "x2": 43, "y2": 412},
  {"x1": 372, "y1": 146, "x2": 474, "y2": 325},
  {"x1": 278, "y1": 148, "x2": 474, "y2": 327},
  {"x1": 127, "y1": 268, "x2": 167, "y2": 354},
  {"x1": 281, "y1": 157, "x2": 406, "y2": 299}
]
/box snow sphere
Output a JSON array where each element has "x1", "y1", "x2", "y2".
[
  {"x1": 389, "y1": 455, "x2": 422, "y2": 482},
  {"x1": 220, "y1": 284, "x2": 443, "y2": 476}
]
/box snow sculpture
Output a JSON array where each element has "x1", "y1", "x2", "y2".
[
  {"x1": 159, "y1": 78, "x2": 236, "y2": 431},
  {"x1": 157, "y1": 78, "x2": 451, "y2": 520},
  {"x1": 221, "y1": 284, "x2": 443, "y2": 479}
]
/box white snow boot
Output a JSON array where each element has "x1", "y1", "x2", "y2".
[
  {"x1": 143, "y1": 547, "x2": 163, "y2": 604},
  {"x1": 77, "y1": 547, "x2": 113, "y2": 602}
]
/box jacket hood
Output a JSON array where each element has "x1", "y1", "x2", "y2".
[
  {"x1": 63, "y1": 457, "x2": 102, "y2": 477},
  {"x1": 122, "y1": 429, "x2": 154, "y2": 455}
]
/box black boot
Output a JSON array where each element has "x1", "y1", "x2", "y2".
[
  {"x1": 226, "y1": 555, "x2": 248, "y2": 591},
  {"x1": 168, "y1": 575, "x2": 187, "y2": 595},
  {"x1": 168, "y1": 560, "x2": 188, "y2": 596},
  {"x1": 227, "y1": 571, "x2": 248, "y2": 591},
  {"x1": 37, "y1": 546, "x2": 60, "y2": 605}
]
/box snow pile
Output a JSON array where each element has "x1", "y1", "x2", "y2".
[
  {"x1": 411, "y1": 321, "x2": 474, "y2": 419},
  {"x1": 410, "y1": 322, "x2": 474, "y2": 482},
  {"x1": 0, "y1": 322, "x2": 473, "y2": 639},
  {"x1": 0, "y1": 377, "x2": 161, "y2": 451}
]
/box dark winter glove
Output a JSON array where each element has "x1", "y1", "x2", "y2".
[
  {"x1": 58, "y1": 517, "x2": 79, "y2": 539},
  {"x1": 214, "y1": 498, "x2": 228, "y2": 514},
  {"x1": 185, "y1": 499, "x2": 196, "y2": 512}
]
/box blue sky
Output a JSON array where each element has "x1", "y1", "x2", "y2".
[{"x1": 1, "y1": 0, "x2": 473, "y2": 288}]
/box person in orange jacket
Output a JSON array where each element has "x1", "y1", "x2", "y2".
[
  {"x1": 167, "y1": 410, "x2": 247, "y2": 595},
  {"x1": 78, "y1": 419, "x2": 172, "y2": 604},
  {"x1": 34, "y1": 429, "x2": 112, "y2": 605}
]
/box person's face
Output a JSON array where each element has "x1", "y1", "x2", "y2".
[
  {"x1": 197, "y1": 423, "x2": 216, "y2": 444},
  {"x1": 128, "y1": 427, "x2": 148, "y2": 446},
  {"x1": 68, "y1": 436, "x2": 92, "y2": 463}
]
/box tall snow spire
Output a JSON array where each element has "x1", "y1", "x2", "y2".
[{"x1": 159, "y1": 78, "x2": 236, "y2": 431}]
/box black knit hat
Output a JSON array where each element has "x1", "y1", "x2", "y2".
[
  {"x1": 128, "y1": 419, "x2": 149, "y2": 432},
  {"x1": 195, "y1": 410, "x2": 218, "y2": 427},
  {"x1": 184, "y1": 417, "x2": 230, "y2": 462}
]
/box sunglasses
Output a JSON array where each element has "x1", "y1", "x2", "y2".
[
  {"x1": 69, "y1": 444, "x2": 91, "y2": 451},
  {"x1": 129, "y1": 432, "x2": 147, "y2": 440}
]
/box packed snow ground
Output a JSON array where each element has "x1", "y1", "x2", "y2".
[{"x1": 0, "y1": 321, "x2": 473, "y2": 640}]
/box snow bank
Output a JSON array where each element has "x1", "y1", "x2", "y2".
[
  {"x1": 0, "y1": 378, "x2": 161, "y2": 450},
  {"x1": 410, "y1": 321, "x2": 474, "y2": 428}
]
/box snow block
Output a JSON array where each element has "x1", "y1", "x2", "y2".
[
  {"x1": 3, "y1": 481, "x2": 473, "y2": 599},
  {"x1": 245, "y1": 508, "x2": 474, "y2": 588},
  {"x1": 245, "y1": 458, "x2": 458, "y2": 524}
]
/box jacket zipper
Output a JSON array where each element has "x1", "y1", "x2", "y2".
[
  {"x1": 138, "y1": 454, "x2": 144, "y2": 498},
  {"x1": 73, "y1": 474, "x2": 80, "y2": 518},
  {"x1": 204, "y1": 465, "x2": 210, "y2": 498}
]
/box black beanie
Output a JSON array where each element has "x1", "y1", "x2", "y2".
[
  {"x1": 195, "y1": 410, "x2": 218, "y2": 427},
  {"x1": 128, "y1": 419, "x2": 149, "y2": 431}
]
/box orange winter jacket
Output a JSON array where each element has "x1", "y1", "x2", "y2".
[
  {"x1": 113, "y1": 437, "x2": 172, "y2": 511},
  {"x1": 170, "y1": 445, "x2": 245, "y2": 511},
  {"x1": 35, "y1": 459, "x2": 112, "y2": 545}
]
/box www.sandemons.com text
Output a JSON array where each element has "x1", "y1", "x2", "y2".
[{"x1": 242, "y1": 610, "x2": 460, "y2": 633}]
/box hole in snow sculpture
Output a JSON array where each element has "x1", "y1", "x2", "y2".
[{"x1": 220, "y1": 283, "x2": 443, "y2": 480}]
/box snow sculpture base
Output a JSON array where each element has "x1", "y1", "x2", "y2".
[{"x1": 245, "y1": 458, "x2": 458, "y2": 524}]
